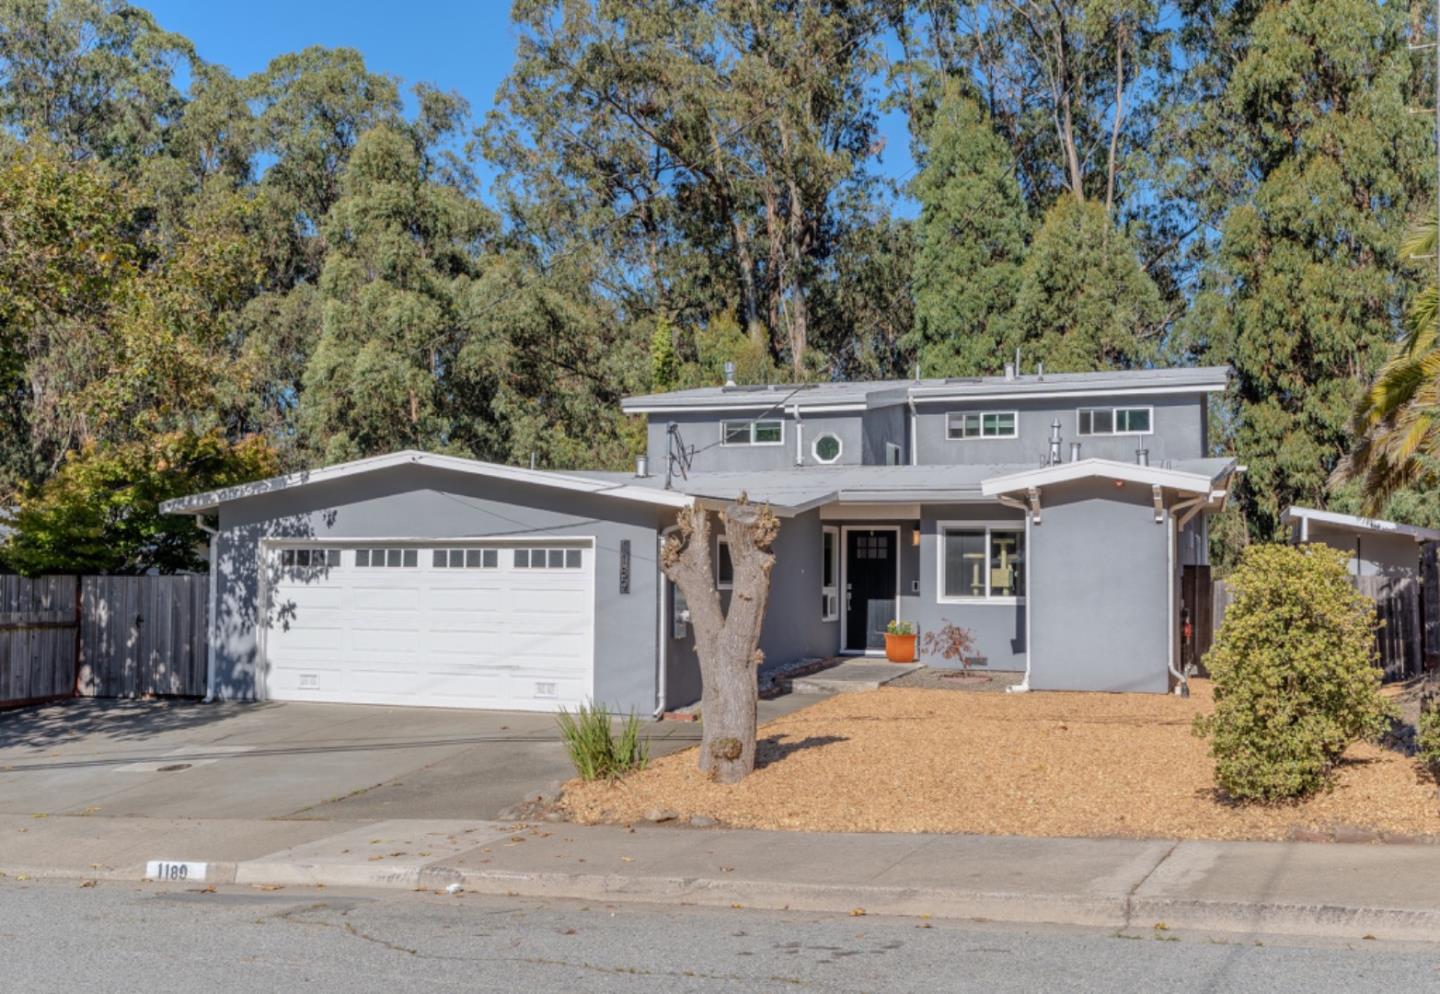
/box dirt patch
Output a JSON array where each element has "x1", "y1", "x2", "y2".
[{"x1": 561, "y1": 681, "x2": 1440, "y2": 841}]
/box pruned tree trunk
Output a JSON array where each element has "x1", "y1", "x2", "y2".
[{"x1": 661, "y1": 495, "x2": 779, "y2": 783}]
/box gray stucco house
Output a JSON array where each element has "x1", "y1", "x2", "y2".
[
  {"x1": 1283, "y1": 505, "x2": 1440, "y2": 579},
  {"x1": 163, "y1": 364, "x2": 1237, "y2": 713}
]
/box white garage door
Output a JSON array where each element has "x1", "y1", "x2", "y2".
[{"x1": 262, "y1": 541, "x2": 595, "y2": 711}]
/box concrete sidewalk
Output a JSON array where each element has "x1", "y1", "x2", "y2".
[{"x1": 5, "y1": 813, "x2": 1440, "y2": 942}]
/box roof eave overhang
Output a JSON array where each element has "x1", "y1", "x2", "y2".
[
  {"x1": 159, "y1": 451, "x2": 696, "y2": 516},
  {"x1": 910, "y1": 382, "x2": 1227, "y2": 404},
  {"x1": 979, "y1": 458, "x2": 1230, "y2": 498},
  {"x1": 1282, "y1": 505, "x2": 1440, "y2": 544}
]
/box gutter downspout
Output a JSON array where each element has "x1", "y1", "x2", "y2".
[
  {"x1": 907, "y1": 398, "x2": 918, "y2": 466},
  {"x1": 995, "y1": 493, "x2": 1034, "y2": 693},
  {"x1": 655, "y1": 525, "x2": 680, "y2": 718},
  {"x1": 793, "y1": 403, "x2": 803, "y2": 466},
  {"x1": 194, "y1": 515, "x2": 219, "y2": 704}
]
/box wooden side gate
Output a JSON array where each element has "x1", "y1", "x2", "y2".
[{"x1": 0, "y1": 574, "x2": 209, "y2": 708}]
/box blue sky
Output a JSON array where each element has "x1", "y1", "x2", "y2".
[{"x1": 143, "y1": 0, "x2": 916, "y2": 211}]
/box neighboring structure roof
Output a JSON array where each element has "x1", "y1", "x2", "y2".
[
  {"x1": 620, "y1": 366, "x2": 1230, "y2": 414},
  {"x1": 1282, "y1": 506, "x2": 1440, "y2": 544},
  {"x1": 980, "y1": 457, "x2": 1238, "y2": 498},
  {"x1": 160, "y1": 450, "x2": 695, "y2": 515}
]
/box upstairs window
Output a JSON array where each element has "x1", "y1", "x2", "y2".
[
  {"x1": 946, "y1": 411, "x2": 1017, "y2": 440},
  {"x1": 1077, "y1": 406, "x2": 1152, "y2": 436},
  {"x1": 721, "y1": 419, "x2": 784, "y2": 446}
]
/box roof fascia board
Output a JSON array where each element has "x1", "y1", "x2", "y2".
[
  {"x1": 911, "y1": 383, "x2": 1226, "y2": 403},
  {"x1": 160, "y1": 451, "x2": 694, "y2": 515},
  {"x1": 980, "y1": 458, "x2": 1217, "y2": 497},
  {"x1": 621, "y1": 401, "x2": 870, "y2": 415},
  {"x1": 1283, "y1": 505, "x2": 1440, "y2": 544}
]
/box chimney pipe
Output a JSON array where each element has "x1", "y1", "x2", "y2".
[
  {"x1": 1049, "y1": 419, "x2": 1062, "y2": 465},
  {"x1": 635, "y1": 453, "x2": 650, "y2": 478},
  {"x1": 1136, "y1": 449, "x2": 1150, "y2": 467},
  {"x1": 1004, "y1": 362, "x2": 1015, "y2": 381},
  {"x1": 1070, "y1": 442, "x2": 1081, "y2": 462},
  {"x1": 1036, "y1": 361, "x2": 1044, "y2": 381},
  {"x1": 723, "y1": 360, "x2": 737, "y2": 388}
]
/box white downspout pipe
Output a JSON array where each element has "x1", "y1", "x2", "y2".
[
  {"x1": 792, "y1": 403, "x2": 803, "y2": 466},
  {"x1": 194, "y1": 515, "x2": 219, "y2": 704},
  {"x1": 907, "y1": 398, "x2": 918, "y2": 466},
  {"x1": 654, "y1": 525, "x2": 679, "y2": 718},
  {"x1": 1167, "y1": 492, "x2": 1211, "y2": 697},
  {"x1": 995, "y1": 493, "x2": 1034, "y2": 693}
]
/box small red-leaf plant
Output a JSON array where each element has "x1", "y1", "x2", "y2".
[{"x1": 920, "y1": 622, "x2": 978, "y2": 671}]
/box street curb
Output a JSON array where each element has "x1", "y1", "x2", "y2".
[
  {"x1": 10, "y1": 857, "x2": 1440, "y2": 943},
  {"x1": 446, "y1": 867, "x2": 1128, "y2": 928}
]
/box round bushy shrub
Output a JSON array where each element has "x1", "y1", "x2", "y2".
[{"x1": 1195, "y1": 544, "x2": 1393, "y2": 802}]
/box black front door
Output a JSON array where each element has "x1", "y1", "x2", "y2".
[{"x1": 846, "y1": 529, "x2": 897, "y2": 651}]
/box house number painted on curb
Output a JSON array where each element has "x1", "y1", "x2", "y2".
[{"x1": 145, "y1": 860, "x2": 207, "y2": 883}]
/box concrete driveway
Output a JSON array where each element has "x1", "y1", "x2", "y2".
[{"x1": 0, "y1": 694, "x2": 823, "y2": 821}]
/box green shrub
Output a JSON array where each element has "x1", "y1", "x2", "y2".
[
  {"x1": 1194, "y1": 544, "x2": 1393, "y2": 802},
  {"x1": 1418, "y1": 697, "x2": 1440, "y2": 775},
  {"x1": 556, "y1": 701, "x2": 649, "y2": 781}
]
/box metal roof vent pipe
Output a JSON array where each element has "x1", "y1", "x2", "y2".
[
  {"x1": 1036, "y1": 361, "x2": 1044, "y2": 381},
  {"x1": 1070, "y1": 442, "x2": 1082, "y2": 462},
  {"x1": 1136, "y1": 449, "x2": 1150, "y2": 467},
  {"x1": 723, "y1": 360, "x2": 737, "y2": 388},
  {"x1": 1004, "y1": 362, "x2": 1016, "y2": 381},
  {"x1": 1048, "y1": 419, "x2": 1062, "y2": 465},
  {"x1": 635, "y1": 453, "x2": 650, "y2": 478}
]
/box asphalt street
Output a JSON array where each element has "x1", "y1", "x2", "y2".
[{"x1": 3, "y1": 878, "x2": 1440, "y2": 994}]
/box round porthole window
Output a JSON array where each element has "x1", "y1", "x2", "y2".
[{"x1": 812, "y1": 433, "x2": 842, "y2": 464}]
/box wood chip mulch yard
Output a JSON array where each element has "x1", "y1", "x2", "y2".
[{"x1": 561, "y1": 680, "x2": 1440, "y2": 841}]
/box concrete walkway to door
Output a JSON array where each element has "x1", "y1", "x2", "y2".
[{"x1": 0, "y1": 694, "x2": 825, "y2": 821}]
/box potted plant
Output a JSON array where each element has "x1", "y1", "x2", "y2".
[
  {"x1": 884, "y1": 620, "x2": 917, "y2": 662},
  {"x1": 920, "y1": 621, "x2": 986, "y2": 683}
]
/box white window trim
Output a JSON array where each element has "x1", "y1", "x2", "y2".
[
  {"x1": 719, "y1": 418, "x2": 786, "y2": 447},
  {"x1": 945, "y1": 410, "x2": 1019, "y2": 441},
  {"x1": 812, "y1": 432, "x2": 843, "y2": 464},
  {"x1": 1076, "y1": 405, "x2": 1154, "y2": 437},
  {"x1": 935, "y1": 520, "x2": 1026, "y2": 606},
  {"x1": 715, "y1": 534, "x2": 733, "y2": 589},
  {"x1": 821, "y1": 526, "x2": 840, "y2": 621}
]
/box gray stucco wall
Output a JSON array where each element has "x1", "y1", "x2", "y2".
[
  {"x1": 1298, "y1": 523, "x2": 1419, "y2": 579},
  {"x1": 212, "y1": 464, "x2": 663, "y2": 714},
  {"x1": 661, "y1": 508, "x2": 840, "y2": 708},
  {"x1": 645, "y1": 410, "x2": 868, "y2": 473},
  {"x1": 911, "y1": 393, "x2": 1206, "y2": 467},
  {"x1": 861, "y1": 404, "x2": 907, "y2": 464},
  {"x1": 1027, "y1": 479, "x2": 1172, "y2": 693},
  {"x1": 916, "y1": 503, "x2": 1027, "y2": 672}
]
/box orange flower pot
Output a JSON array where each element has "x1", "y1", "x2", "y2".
[{"x1": 884, "y1": 633, "x2": 917, "y2": 663}]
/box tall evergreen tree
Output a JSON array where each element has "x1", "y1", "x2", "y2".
[
  {"x1": 908, "y1": 83, "x2": 1028, "y2": 377},
  {"x1": 1185, "y1": 0, "x2": 1430, "y2": 539},
  {"x1": 1008, "y1": 197, "x2": 1164, "y2": 371}
]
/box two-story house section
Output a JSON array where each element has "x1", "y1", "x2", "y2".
[{"x1": 164, "y1": 364, "x2": 1235, "y2": 717}]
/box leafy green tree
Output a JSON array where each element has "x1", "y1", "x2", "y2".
[
  {"x1": 1007, "y1": 197, "x2": 1163, "y2": 371},
  {"x1": 649, "y1": 319, "x2": 680, "y2": 392},
  {"x1": 299, "y1": 123, "x2": 493, "y2": 462},
  {"x1": 908, "y1": 83, "x2": 1028, "y2": 377},
  {"x1": 1184, "y1": 0, "x2": 1430, "y2": 540},
  {"x1": 1, "y1": 430, "x2": 277, "y2": 575},
  {"x1": 1196, "y1": 544, "x2": 1393, "y2": 801},
  {"x1": 0, "y1": 0, "x2": 195, "y2": 168}
]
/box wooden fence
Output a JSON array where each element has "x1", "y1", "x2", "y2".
[
  {"x1": 0, "y1": 574, "x2": 208, "y2": 708},
  {"x1": 1210, "y1": 573, "x2": 1423, "y2": 682}
]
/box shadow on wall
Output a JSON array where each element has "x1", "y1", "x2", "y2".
[
  {"x1": 0, "y1": 698, "x2": 278, "y2": 752},
  {"x1": 212, "y1": 513, "x2": 323, "y2": 702}
]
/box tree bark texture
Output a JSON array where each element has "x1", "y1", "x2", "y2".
[{"x1": 660, "y1": 496, "x2": 779, "y2": 783}]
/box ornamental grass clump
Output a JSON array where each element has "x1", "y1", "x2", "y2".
[
  {"x1": 556, "y1": 701, "x2": 649, "y2": 781},
  {"x1": 1194, "y1": 544, "x2": 1394, "y2": 802}
]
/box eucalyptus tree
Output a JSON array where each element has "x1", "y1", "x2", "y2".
[{"x1": 485, "y1": 0, "x2": 886, "y2": 374}]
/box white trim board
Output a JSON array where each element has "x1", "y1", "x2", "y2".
[
  {"x1": 161, "y1": 450, "x2": 694, "y2": 514},
  {"x1": 980, "y1": 458, "x2": 1223, "y2": 497}
]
